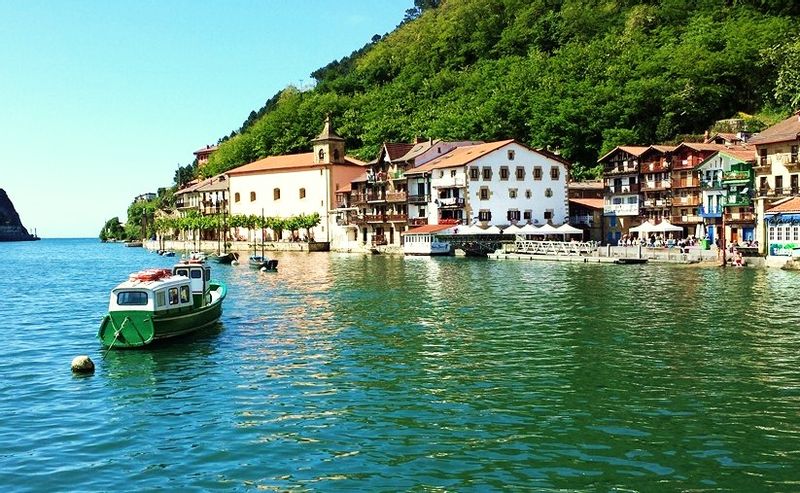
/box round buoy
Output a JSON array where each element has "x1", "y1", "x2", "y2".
[
  {"x1": 231, "y1": 260, "x2": 239, "y2": 265},
  {"x1": 71, "y1": 355, "x2": 95, "y2": 374}
]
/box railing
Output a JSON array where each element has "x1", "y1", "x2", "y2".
[
  {"x1": 386, "y1": 191, "x2": 407, "y2": 203},
  {"x1": 672, "y1": 179, "x2": 699, "y2": 189},
  {"x1": 386, "y1": 214, "x2": 408, "y2": 222},
  {"x1": 605, "y1": 183, "x2": 640, "y2": 194},
  {"x1": 367, "y1": 172, "x2": 388, "y2": 183},
  {"x1": 671, "y1": 214, "x2": 701, "y2": 224},
  {"x1": 701, "y1": 180, "x2": 723, "y2": 190},
  {"x1": 674, "y1": 196, "x2": 701, "y2": 206},
  {"x1": 724, "y1": 211, "x2": 755, "y2": 223},
  {"x1": 724, "y1": 194, "x2": 752, "y2": 206},
  {"x1": 407, "y1": 194, "x2": 430, "y2": 203},
  {"x1": 673, "y1": 157, "x2": 703, "y2": 170},
  {"x1": 603, "y1": 203, "x2": 639, "y2": 216},
  {"x1": 642, "y1": 161, "x2": 670, "y2": 173},
  {"x1": 754, "y1": 160, "x2": 770, "y2": 173},
  {"x1": 438, "y1": 197, "x2": 465, "y2": 208},
  {"x1": 698, "y1": 205, "x2": 723, "y2": 218},
  {"x1": 509, "y1": 239, "x2": 598, "y2": 256},
  {"x1": 604, "y1": 164, "x2": 638, "y2": 175},
  {"x1": 366, "y1": 192, "x2": 386, "y2": 202},
  {"x1": 642, "y1": 199, "x2": 672, "y2": 208},
  {"x1": 351, "y1": 193, "x2": 368, "y2": 204},
  {"x1": 438, "y1": 218, "x2": 460, "y2": 225},
  {"x1": 569, "y1": 214, "x2": 594, "y2": 225},
  {"x1": 409, "y1": 217, "x2": 428, "y2": 226},
  {"x1": 437, "y1": 178, "x2": 467, "y2": 188},
  {"x1": 722, "y1": 171, "x2": 750, "y2": 181},
  {"x1": 365, "y1": 214, "x2": 386, "y2": 223},
  {"x1": 641, "y1": 181, "x2": 670, "y2": 191}
]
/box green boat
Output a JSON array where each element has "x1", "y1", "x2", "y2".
[{"x1": 98, "y1": 260, "x2": 227, "y2": 348}]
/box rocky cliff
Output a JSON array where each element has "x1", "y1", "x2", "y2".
[{"x1": 0, "y1": 189, "x2": 37, "y2": 241}]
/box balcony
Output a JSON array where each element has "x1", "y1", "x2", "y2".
[
  {"x1": 754, "y1": 159, "x2": 770, "y2": 174},
  {"x1": 642, "y1": 161, "x2": 670, "y2": 173},
  {"x1": 698, "y1": 205, "x2": 723, "y2": 218},
  {"x1": 605, "y1": 183, "x2": 640, "y2": 194},
  {"x1": 367, "y1": 172, "x2": 388, "y2": 183},
  {"x1": 701, "y1": 180, "x2": 723, "y2": 190},
  {"x1": 409, "y1": 217, "x2": 428, "y2": 227},
  {"x1": 641, "y1": 181, "x2": 670, "y2": 191},
  {"x1": 672, "y1": 179, "x2": 699, "y2": 189},
  {"x1": 386, "y1": 213, "x2": 408, "y2": 222},
  {"x1": 724, "y1": 194, "x2": 752, "y2": 206},
  {"x1": 351, "y1": 193, "x2": 368, "y2": 205},
  {"x1": 366, "y1": 192, "x2": 386, "y2": 203},
  {"x1": 408, "y1": 193, "x2": 429, "y2": 204},
  {"x1": 722, "y1": 170, "x2": 751, "y2": 182},
  {"x1": 604, "y1": 203, "x2": 639, "y2": 216},
  {"x1": 386, "y1": 191, "x2": 407, "y2": 203},
  {"x1": 569, "y1": 214, "x2": 594, "y2": 226},
  {"x1": 365, "y1": 214, "x2": 386, "y2": 223},
  {"x1": 724, "y1": 211, "x2": 755, "y2": 223},
  {"x1": 673, "y1": 196, "x2": 701, "y2": 207},
  {"x1": 437, "y1": 177, "x2": 467, "y2": 188},
  {"x1": 438, "y1": 197, "x2": 465, "y2": 208},
  {"x1": 604, "y1": 164, "x2": 639, "y2": 175},
  {"x1": 642, "y1": 198, "x2": 672, "y2": 208},
  {"x1": 673, "y1": 157, "x2": 703, "y2": 170},
  {"x1": 671, "y1": 214, "x2": 701, "y2": 224},
  {"x1": 438, "y1": 218, "x2": 460, "y2": 225}
]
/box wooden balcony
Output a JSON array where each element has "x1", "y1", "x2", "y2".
[
  {"x1": 670, "y1": 214, "x2": 701, "y2": 224},
  {"x1": 365, "y1": 214, "x2": 386, "y2": 223},
  {"x1": 438, "y1": 197, "x2": 465, "y2": 208},
  {"x1": 386, "y1": 191, "x2": 407, "y2": 203},
  {"x1": 605, "y1": 183, "x2": 640, "y2": 194},
  {"x1": 351, "y1": 193, "x2": 368, "y2": 205},
  {"x1": 640, "y1": 181, "x2": 670, "y2": 191},
  {"x1": 641, "y1": 198, "x2": 672, "y2": 209},
  {"x1": 641, "y1": 161, "x2": 670, "y2": 173},
  {"x1": 407, "y1": 194, "x2": 430, "y2": 204},
  {"x1": 724, "y1": 211, "x2": 755, "y2": 223},
  {"x1": 672, "y1": 179, "x2": 699, "y2": 189},
  {"x1": 409, "y1": 217, "x2": 428, "y2": 226}
]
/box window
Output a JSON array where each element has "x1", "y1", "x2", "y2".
[
  {"x1": 478, "y1": 210, "x2": 492, "y2": 221},
  {"x1": 180, "y1": 286, "x2": 190, "y2": 303},
  {"x1": 509, "y1": 188, "x2": 518, "y2": 199},
  {"x1": 516, "y1": 167, "x2": 525, "y2": 180},
  {"x1": 482, "y1": 167, "x2": 492, "y2": 180},
  {"x1": 479, "y1": 187, "x2": 489, "y2": 200},
  {"x1": 525, "y1": 189, "x2": 532, "y2": 199},
  {"x1": 190, "y1": 269, "x2": 202, "y2": 279},
  {"x1": 273, "y1": 188, "x2": 281, "y2": 200},
  {"x1": 250, "y1": 191, "x2": 256, "y2": 202},
  {"x1": 470, "y1": 167, "x2": 479, "y2": 180},
  {"x1": 544, "y1": 210, "x2": 553, "y2": 220},
  {"x1": 299, "y1": 188, "x2": 306, "y2": 199},
  {"x1": 544, "y1": 188, "x2": 553, "y2": 198},
  {"x1": 507, "y1": 150, "x2": 515, "y2": 160},
  {"x1": 439, "y1": 171, "x2": 444, "y2": 178},
  {"x1": 792, "y1": 145, "x2": 798, "y2": 163},
  {"x1": 156, "y1": 290, "x2": 166, "y2": 308},
  {"x1": 500, "y1": 166, "x2": 509, "y2": 180},
  {"x1": 507, "y1": 209, "x2": 521, "y2": 221},
  {"x1": 117, "y1": 291, "x2": 148, "y2": 306},
  {"x1": 523, "y1": 210, "x2": 532, "y2": 220},
  {"x1": 550, "y1": 166, "x2": 560, "y2": 180},
  {"x1": 234, "y1": 192, "x2": 240, "y2": 203},
  {"x1": 168, "y1": 287, "x2": 179, "y2": 305},
  {"x1": 318, "y1": 148, "x2": 326, "y2": 161},
  {"x1": 533, "y1": 167, "x2": 542, "y2": 180},
  {"x1": 760, "y1": 148, "x2": 767, "y2": 166},
  {"x1": 451, "y1": 170, "x2": 457, "y2": 178}
]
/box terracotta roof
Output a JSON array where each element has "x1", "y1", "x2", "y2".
[
  {"x1": 350, "y1": 171, "x2": 368, "y2": 183},
  {"x1": 675, "y1": 142, "x2": 745, "y2": 153},
  {"x1": 717, "y1": 149, "x2": 757, "y2": 162},
  {"x1": 383, "y1": 142, "x2": 416, "y2": 161},
  {"x1": 398, "y1": 140, "x2": 440, "y2": 161},
  {"x1": 597, "y1": 146, "x2": 650, "y2": 163},
  {"x1": 749, "y1": 112, "x2": 800, "y2": 146},
  {"x1": 193, "y1": 145, "x2": 218, "y2": 155},
  {"x1": 569, "y1": 198, "x2": 604, "y2": 209},
  {"x1": 402, "y1": 224, "x2": 456, "y2": 235},
  {"x1": 227, "y1": 152, "x2": 363, "y2": 175},
  {"x1": 196, "y1": 175, "x2": 229, "y2": 192},
  {"x1": 767, "y1": 197, "x2": 800, "y2": 214},
  {"x1": 336, "y1": 183, "x2": 352, "y2": 193},
  {"x1": 405, "y1": 140, "x2": 515, "y2": 175}
]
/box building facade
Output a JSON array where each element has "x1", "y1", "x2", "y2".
[{"x1": 599, "y1": 146, "x2": 647, "y2": 244}]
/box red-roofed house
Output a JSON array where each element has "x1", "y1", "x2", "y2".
[
  {"x1": 750, "y1": 111, "x2": 800, "y2": 254},
  {"x1": 226, "y1": 117, "x2": 365, "y2": 244},
  {"x1": 194, "y1": 145, "x2": 218, "y2": 167},
  {"x1": 696, "y1": 150, "x2": 757, "y2": 245},
  {"x1": 599, "y1": 146, "x2": 648, "y2": 244},
  {"x1": 405, "y1": 139, "x2": 570, "y2": 232}
]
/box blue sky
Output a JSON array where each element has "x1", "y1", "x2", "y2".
[{"x1": 0, "y1": 0, "x2": 412, "y2": 237}]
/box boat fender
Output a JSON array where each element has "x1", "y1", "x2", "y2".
[{"x1": 71, "y1": 355, "x2": 95, "y2": 374}]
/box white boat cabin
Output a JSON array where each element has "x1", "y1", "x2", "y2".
[{"x1": 109, "y1": 262, "x2": 210, "y2": 313}]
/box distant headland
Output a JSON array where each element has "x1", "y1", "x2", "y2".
[{"x1": 0, "y1": 189, "x2": 39, "y2": 242}]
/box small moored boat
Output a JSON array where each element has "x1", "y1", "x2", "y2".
[
  {"x1": 98, "y1": 260, "x2": 227, "y2": 348},
  {"x1": 214, "y1": 252, "x2": 240, "y2": 264},
  {"x1": 249, "y1": 255, "x2": 278, "y2": 272}
]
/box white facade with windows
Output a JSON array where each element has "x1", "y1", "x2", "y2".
[{"x1": 406, "y1": 140, "x2": 569, "y2": 227}]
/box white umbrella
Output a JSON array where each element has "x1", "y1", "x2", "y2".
[
  {"x1": 655, "y1": 219, "x2": 683, "y2": 233},
  {"x1": 478, "y1": 225, "x2": 503, "y2": 234},
  {"x1": 533, "y1": 223, "x2": 560, "y2": 235},
  {"x1": 503, "y1": 224, "x2": 524, "y2": 234},
  {"x1": 556, "y1": 223, "x2": 583, "y2": 235},
  {"x1": 629, "y1": 220, "x2": 656, "y2": 235},
  {"x1": 455, "y1": 224, "x2": 477, "y2": 234},
  {"x1": 518, "y1": 224, "x2": 540, "y2": 234}
]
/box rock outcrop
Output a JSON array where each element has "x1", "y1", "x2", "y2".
[{"x1": 0, "y1": 189, "x2": 38, "y2": 241}]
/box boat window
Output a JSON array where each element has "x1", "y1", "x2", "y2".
[
  {"x1": 175, "y1": 268, "x2": 189, "y2": 277},
  {"x1": 190, "y1": 269, "x2": 202, "y2": 279},
  {"x1": 117, "y1": 291, "x2": 148, "y2": 305},
  {"x1": 180, "y1": 285, "x2": 191, "y2": 303},
  {"x1": 205, "y1": 268, "x2": 210, "y2": 281},
  {"x1": 156, "y1": 290, "x2": 166, "y2": 308},
  {"x1": 169, "y1": 288, "x2": 179, "y2": 305}
]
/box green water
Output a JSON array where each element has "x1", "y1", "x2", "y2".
[{"x1": 1, "y1": 239, "x2": 799, "y2": 491}]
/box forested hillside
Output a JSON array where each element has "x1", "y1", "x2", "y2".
[{"x1": 202, "y1": 0, "x2": 800, "y2": 179}]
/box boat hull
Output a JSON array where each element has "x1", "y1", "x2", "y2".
[
  {"x1": 249, "y1": 256, "x2": 278, "y2": 271},
  {"x1": 98, "y1": 282, "x2": 226, "y2": 348}
]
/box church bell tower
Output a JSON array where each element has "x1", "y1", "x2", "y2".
[{"x1": 311, "y1": 115, "x2": 346, "y2": 164}]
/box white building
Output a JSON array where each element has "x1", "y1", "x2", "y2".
[
  {"x1": 404, "y1": 140, "x2": 570, "y2": 228},
  {"x1": 226, "y1": 118, "x2": 365, "y2": 243}
]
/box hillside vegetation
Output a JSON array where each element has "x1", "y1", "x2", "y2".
[{"x1": 201, "y1": 0, "x2": 800, "y2": 179}]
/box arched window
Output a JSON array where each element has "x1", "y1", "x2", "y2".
[
  {"x1": 545, "y1": 188, "x2": 553, "y2": 198},
  {"x1": 250, "y1": 191, "x2": 256, "y2": 202},
  {"x1": 273, "y1": 188, "x2": 281, "y2": 200},
  {"x1": 299, "y1": 188, "x2": 306, "y2": 199},
  {"x1": 507, "y1": 150, "x2": 515, "y2": 160},
  {"x1": 234, "y1": 192, "x2": 240, "y2": 203},
  {"x1": 318, "y1": 148, "x2": 325, "y2": 161},
  {"x1": 333, "y1": 149, "x2": 340, "y2": 161}
]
